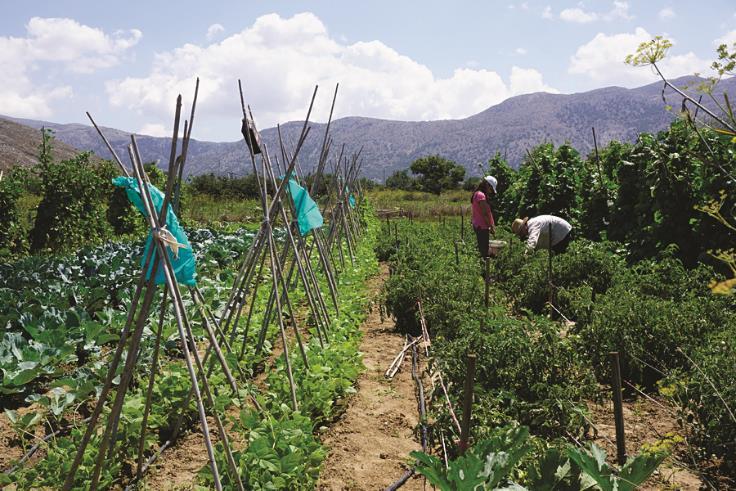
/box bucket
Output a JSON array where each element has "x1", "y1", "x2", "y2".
[{"x1": 488, "y1": 239, "x2": 507, "y2": 257}]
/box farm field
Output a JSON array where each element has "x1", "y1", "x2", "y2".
[
  {"x1": 376, "y1": 217, "x2": 735, "y2": 489},
  {"x1": 1, "y1": 7, "x2": 736, "y2": 490},
  {"x1": 0, "y1": 206, "x2": 379, "y2": 489}
]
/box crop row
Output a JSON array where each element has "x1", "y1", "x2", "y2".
[
  {"x1": 1, "y1": 207, "x2": 377, "y2": 489},
  {"x1": 378, "y1": 217, "x2": 735, "y2": 486}
]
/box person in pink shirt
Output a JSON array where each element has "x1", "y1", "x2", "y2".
[{"x1": 470, "y1": 175, "x2": 497, "y2": 257}]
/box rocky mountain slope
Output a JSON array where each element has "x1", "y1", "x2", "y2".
[{"x1": 2, "y1": 76, "x2": 733, "y2": 180}]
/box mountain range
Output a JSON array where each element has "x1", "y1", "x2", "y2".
[{"x1": 2, "y1": 75, "x2": 734, "y2": 180}]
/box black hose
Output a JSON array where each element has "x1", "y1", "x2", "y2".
[
  {"x1": 386, "y1": 469, "x2": 414, "y2": 491},
  {"x1": 4, "y1": 417, "x2": 92, "y2": 475}
]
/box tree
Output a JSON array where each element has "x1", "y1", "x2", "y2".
[
  {"x1": 513, "y1": 143, "x2": 583, "y2": 222},
  {"x1": 385, "y1": 169, "x2": 415, "y2": 191},
  {"x1": 0, "y1": 169, "x2": 26, "y2": 254},
  {"x1": 485, "y1": 153, "x2": 517, "y2": 223},
  {"x1": 30, "y1": 152, "x2": 113, "y2": 253},
  {"x1": 409, "y1": 155, "x2": 465, "y2": 195}
]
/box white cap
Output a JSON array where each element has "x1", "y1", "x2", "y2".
[{"x1": 483, "y1": 175, "x2": 497, "y2": 193}]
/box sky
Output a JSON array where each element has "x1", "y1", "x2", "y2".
[{"x1": 1, "y1": 0, "x2": 735, "y2": 141}]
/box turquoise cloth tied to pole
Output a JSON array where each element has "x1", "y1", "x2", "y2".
[
  {"x1": 112, "y1": 176, "x2": 197, "y2": 286},
  {"x1": 344, "y1": 185, "x2": 356, "y2": 208},
  {"x1": 287, "y1": 178, "x2": 323, "y2": 236}
]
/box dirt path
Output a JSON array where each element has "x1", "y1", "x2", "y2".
[{"x1": 318, "y1": 265, "x2": 424, "y2": 490}]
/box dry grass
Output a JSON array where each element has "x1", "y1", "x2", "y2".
[{"x1": 368, "y1": 189, "x2": 470, "y2": 218}]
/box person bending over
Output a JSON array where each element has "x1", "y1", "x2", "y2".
[{"x1": 511, "y1": 215, "x2": 572, "y2": 254}]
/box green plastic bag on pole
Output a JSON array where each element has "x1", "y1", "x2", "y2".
[
  {"x1": 287, "y1": 178, "x2": 323, "y2": 236},
  {"x1": 112, "y1": 177, "x2": 197, "y2": 286}
]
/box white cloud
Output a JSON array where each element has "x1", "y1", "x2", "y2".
[
  {"x1": 560, "y1": 8, "x2": 598, "y2": 23},
  {"x1": 0, "y1": 17, "x2": 140, "y2": 118},
  {"x1": 23, "y1": 17, "x2": 141, "y2": 73},
  {"x1": 138, "y1": 123, "x2": 169, "y2": 137},
  {"x1": 552, "y1": 1, "x2": 633, "y2": 23},
  {"x1": 569, "y1": 27, "x2": 711, "y2": 87},
  {"x1": 608, "y1": 1, "x2": 633, "y2": 21},
  {"x1": 715, "y1": 30, "x2": 736, "y2": 47},
  {"x1": 510, "y1": 66, "x2": 557, "y2": 94},
  {"x1": 515, "y1": 47, "x2": 528, "y2": 55},
  {"x1": 106, "y1": 12, "x2": 557, "y2": 134},
  {"x1": 658, "y1": 7, "x2": 675, "y2": 20},
  {"x1": 206, "y1": 23, "x2": 225, "y2": 40}
]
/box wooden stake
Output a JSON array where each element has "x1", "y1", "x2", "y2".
[
  {"x1": 459, "y1": 353, "x2": 477, "y2": 453},
  {"x1": 609, "y1": 351, "x2": 627, "y2": 465},
  {"x1": 547, "y1": 222, "x2": 553, "y2": 315},
  {"x1": 484, "y1": 258, "x2": 490, "y2": 308},
  {"x1": 460, "y1": 207, "x2": 465, "y2": 240}
]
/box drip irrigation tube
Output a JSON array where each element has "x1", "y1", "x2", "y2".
[
  {"x1": 386, "y1": 469, "x2": 414, "y2": 491},
  {"x1": 4, "y1": 417, "x2": 92, "y2": 475},
  {"x1": 385, "y1": 341, "x2": 428, "y2": 491},
  {"x1": 123, "y1": 439, "x2": 175, "y2": 491}
]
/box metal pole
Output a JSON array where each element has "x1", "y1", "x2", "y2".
[{"x1": 610, "y1": 351, "x2": 627, "y2": 465}]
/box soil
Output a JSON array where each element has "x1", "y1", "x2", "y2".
[
  {"x1": 142, "y1": 420, "x2": 218, "y2": 491},
  {"x1": 0, "y1": 403, "x2": 51, "y2": 473},
  {"x1": 0, "y1": 411, "x2": 25, "y2": 471},
  {"x1": 588, "y1": 396, "x2": 703, "y2": 490},
  {"x1": 318, "y1": 265, "x2": 424, "y2": 490}
]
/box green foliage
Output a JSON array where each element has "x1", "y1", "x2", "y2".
[
  {"x1": 666, "y1": 323, "x2": 736, "y2": 477},
  {"x1": 410, "y1": 426, "x2": 667, "y2": 490},
  {"x1": 385, "y1": 169, "x2": 415, "y2": 190},
  {"x1": 512, "y1": 143, "x2": 583, "y2": 223},
  {"x1": 494, "y1": 238, "x2": 623, "y2": 315},
  {"x1": 203, "y1": 207, "x2": 378, "y2": 490},
  {"x1": 189, "y1": 172, "x2": 262, "y2": 200},
  {"x1": 106, "y1": 185, "x2": 145, "y2": 236},
  {"x1": 484, "y1": 152, "x2": 517, "y2": 223},
  {"x1": 0, "y1": 169, "x2": 27, "y2": 254},
  {"x1": 203, "y1": 408, "x2": 326, "y2": 490},
  {"x1": 411, "y1": 426, "x2": 531, "y2": 490},
  {"x1": 410, "y1": 155, "x2": 466, "y2": 195},
  {"x1": 380, "y1": 221, "x2": 596, "y2": 439},
  {"x1": 566, "y1": 443, "x2": 666, "y2": 491},
  {"x1": 29, "y1": 153, "x2": 114, "y2": 253}
]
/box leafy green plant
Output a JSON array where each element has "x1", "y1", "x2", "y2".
[
  {"x1": 410, "y1": 428, "x2": 667, "y2": 490},
  {"x1": 411, "y1": 426, "x2": 531, "y2": 490},
  {"x1": 29, "y1": 153, "x2": 115, "y2": 253},
  {"x1": 566, "y1": 444, "x2": 666, "y2": 491},
  {"x1": 202, "y1": 408, "x2": 326, "y2": 490}
]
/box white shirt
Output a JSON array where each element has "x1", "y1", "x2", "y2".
[{"x1": 526, "y1": 215, "x2": 572, "y2": 250}]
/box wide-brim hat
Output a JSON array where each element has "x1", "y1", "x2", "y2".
[{"x1": 511, "y1": 217, "x2": 528, "y2": 236}]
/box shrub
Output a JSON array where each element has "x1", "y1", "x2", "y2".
[
  {"x1": 29, "y1": 153, "x2": 113, "y2": 253},
  {"x1": 0, "y1": 171, "x2": 26, "y2": 254}
]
